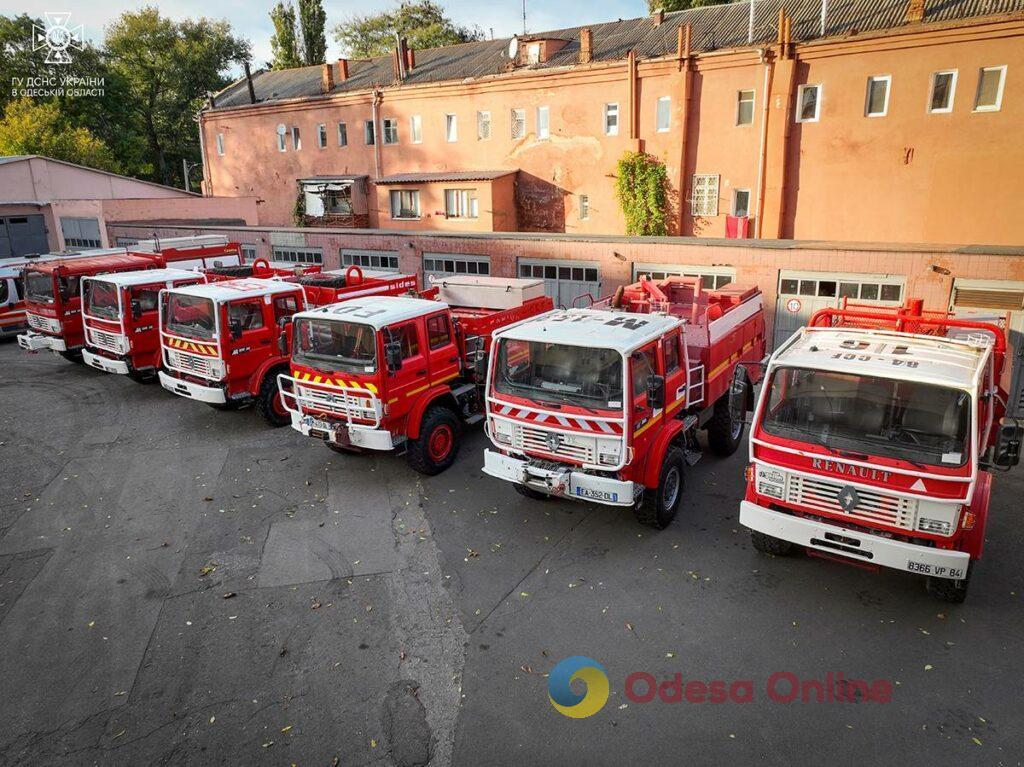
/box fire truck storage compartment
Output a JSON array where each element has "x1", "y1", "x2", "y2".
[{"x1": 436, "y1": 275, "x2": 546, "y2": 310}]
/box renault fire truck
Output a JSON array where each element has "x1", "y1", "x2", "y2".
[
  {"x1": 740, "y1": 299, "x2": 1022, "y2": 603},
  {"x1": 278, "y1": 276, "x2": 553, "y2": 475},
  {"x1": 482, "y1": 275, "x2": 766, "y2": 528},
  {"x1": 16, "y1": 236, "x2": 241, "y2": 361},
  {"x1": 157, "y1": 266, "x2": 419, "y2": 424}
]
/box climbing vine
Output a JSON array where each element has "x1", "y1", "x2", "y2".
[
  {"x1": 292, "y1": 188, "x2": 307, "y2": 227},
  {"x1": 614, "y1": 151, "x2": 669, "y2": 236}
]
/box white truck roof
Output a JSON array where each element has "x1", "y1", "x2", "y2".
[
  {"x1": 84, "y1": 268, "x2": 202, "y2": 288},
  {"x1": 774, "y1": 326, "x2": 992, "y2": 390},
  {"x1": 496, "y1": 308, "x2": 684, "y2": 354},
  {"x1": 167, "y1": 278, "x2": 301, "y2": 302},
  {"x1": 295, "y1": 295, "x2": 446, "y2": 330}
]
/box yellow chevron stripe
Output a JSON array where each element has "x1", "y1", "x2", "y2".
[{"x1": 366, "y1": 383, "x2": 378, "y2": 394}]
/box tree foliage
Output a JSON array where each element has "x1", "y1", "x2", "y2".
[
  {"x1": 333, "y1": 0, "x2": 483, "y2": 59},
  {"x1": 298, "y1": 0, "x2": 327, "y2": 65},
  {"x1": 269, "y1": 2, "x2": 302, "y2": 69},
  {"x1": 646, "y1": 0, "x2": 729, "y2": 12},
  {"x1": 0, "y1": 98, "x2": 119, "y2": 172},
  {"x1": 614, "y1": 151, "x2": 670, "y2": 236}
]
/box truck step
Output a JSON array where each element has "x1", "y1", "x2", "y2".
[
  {"x1": 685, "y1": 448, "x2": 703, "y2": 467},
  {"x1": 451, "y1": 383, "x2": 475, "y2": 399},
  {"x1": 464, "y1": 413, "x2": 484, "y2": 426}
]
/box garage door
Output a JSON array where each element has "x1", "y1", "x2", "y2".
[
  {"x1": 951, "y1": 279, "x2": 1024, "y2": 416},
  {"x1": 60, "y1": 217, "x2": 102, "y2": 248},
  {"x1": 773, "y1": 271, "x2": 905, "y2": 350},
  {"x1": 632, "y1": 262, "x2": 736, "y2": 289},
  {"x1": 423, "y1": 253, "x2": 490, "y2": 281},
  {"x1": 341, "y1": 249, "x2": 399, "y2": 272},
  {"x1": 518, "y1": 259, "x2": 600, "y2": 308},
  {"x1": 0, "y1": 215, "x2": 48, "y2": 258}
]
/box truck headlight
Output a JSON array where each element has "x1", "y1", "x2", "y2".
[
  {"x1": 915, "y1": 501, "x2": 960, "y2": 536},
  {"x1": 597, "y1": 438, "x2": 622, "y2": 466},
  {"x1": 917, "y1": 518, "x2": 952, "y2": 535},
  {"x1": 491, "y1": 418, "x2": 513, "y2": 445},
  {"x1": 209, "y1": 359, "x2": 226, "y2": 378},
  {"x1": 755, "y1": 465, "x2": 786, "y2": 499}
]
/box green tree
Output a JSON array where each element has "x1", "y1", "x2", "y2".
[
  {"x1": 104, "y1": 7, "x2": 249, "y2": 187},
  {"x1": 298, "y1": 0, "x2": 327, "y2": 65},
  {"x1": 269, "y1": 2, "x2": 302, "y2": 69},
  {"x1": 333, "y1": 0, "x2": 483, "y2": 59},
  {"x1": 614, "y1": 151, "x2": 669, "y2": 236},
  {"x1": 0, "y1": 98, "x2": 119, "y2": 172},
  {"x1": 646, "y1": 0, "x2": 728, "y2": 12}
]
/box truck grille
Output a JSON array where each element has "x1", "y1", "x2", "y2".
[
  {"x1": 88, "y1": 328, "x2": 126, "y2": 354},
  {"x1": 786, "y1": 474, "x2": 917, "y2": 530},
  {"x1": 27, "y1": 313, "x2": 60, "y2": 334},
  {"x1": 513, "y1": 423, "x2": 597, "y2": 465},
  {"x1": 298, "y1": 385, "x2": 378, "y2": 423},
  {"x1": 167, "y1": 348, "x2": 218, "y2": 379}
]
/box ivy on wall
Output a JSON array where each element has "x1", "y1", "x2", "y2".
[
  {"x1": 293, "y1": 188, "x2": 307, "y2": 227},
  {"x1": 614, "y1": 151, "x2": 669, "y2": 236}
]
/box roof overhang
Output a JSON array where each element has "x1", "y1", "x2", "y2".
[{"x1": 374, "y1": 171, "x2": 517, "y2": 185}]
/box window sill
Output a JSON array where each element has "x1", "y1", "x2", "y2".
[
  {"x1": 392, "y1": 216, "x2": 421, "y2": 221},
  {"x1": 972, "y1": 106, "x2": 1001, "y2": 113}
]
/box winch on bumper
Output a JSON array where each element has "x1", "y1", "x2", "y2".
[
  {"x1": 483, "y1": 450, "x2": 636, "y2": 506},
  {"x1": 740, "y1": 501, "x2": 971, "y2": 580},
  {"x1": 157, "y1": 371, "x2": 227, "y2": 404},
  {"x1": 289, "y1": 411, "x2": 395, "y2": 451},
  {"x1": 82, "y1": 349, "x2": 129, "y2": 375},
  {"x1": 17, "y1": 331, "x2": 66, "y2": 353}
]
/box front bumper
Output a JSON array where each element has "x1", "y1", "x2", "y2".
[
  {"x1": 158, "y1": 371, "x2": 226, "y2": 404},
  {"x1": 17, "y1": 331, "x2": 66, "y2": 353},
  {"x1": 482, "y1": 450, "x2": 636, "y2": 507},
  {"x1": 740, "y1": 501, "x2": 970, "y2": 580},
  {"x1": 289, "y1": 411, "x2": 395, "y2": 451},
  {"x1": 82, "y1": 349, "x2": 129, "y2": 375}
]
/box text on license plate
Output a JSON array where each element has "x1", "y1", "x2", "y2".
[
  {"x1": 575, "y1": 486, "x2": 618, "y2": 502},
  {"x1": 906, "y1": 561, "x2": 966, "y2": 579},
  {"x1": 303, "y1": 416, "x2": 332, "y2": 432}
]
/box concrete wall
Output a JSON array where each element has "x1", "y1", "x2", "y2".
[{"x1": 0, "y1": 157, "x2": 196, "y2": 202}]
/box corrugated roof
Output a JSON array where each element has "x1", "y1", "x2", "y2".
[
  {"x1": 212, "y1": 0, "x2": 1024, "y2": 110},
  {"x1": 375, "y1": 170, "x2": 516, "y2": 184}
]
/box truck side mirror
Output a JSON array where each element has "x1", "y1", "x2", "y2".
[
  {"x1": 647, "y1": 374, "x2": 665, "y2": 409},
  {"x1": 130, "y1": 299, "x2": 142, "y2": 320},
  {"x1": 384, "y1": 340, "x2": 403, "y2": 372},
  {"x1": 992, "y1": 418, "x2": 1022, "y2": 468},
  {"x1": 229, "y1": 318, "x2": 243, "y2": 341},
  {"x1": 729, "y1": 366, "x2": 749, "y2": 422},
  {"x1": 277, "y1": 315, "x2": 293, "y2": 329}
]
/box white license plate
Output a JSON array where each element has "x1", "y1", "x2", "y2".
[
  {"x1": 906, "y1": 561, "x2": 966, "y2": 579},
  {"x1": 574, "y1": 486, "x2": 618, "y2": 503},
  {"x1": 303, "y1": 416, "x2": 332, "y2": 432}
]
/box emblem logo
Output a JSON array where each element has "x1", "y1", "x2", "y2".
[
  {"x1": 837, "y1": 485, "x2": 860, "y2": 513},
  {"x1": 32, "y1": 12, "x2": 84, "y2": 65},
  {"x1": 546, "y1": 432, "x2": 563, "y2": 453}
]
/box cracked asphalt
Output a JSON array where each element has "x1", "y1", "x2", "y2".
[{"x1": 1, "y1": 341, "x2": 1023, "y2": 767}]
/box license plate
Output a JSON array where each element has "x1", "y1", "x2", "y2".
[
  {"x1": 906, "y1": 561, "x2": 966, "y2": 579},
  {"x1": 575, "y1": 486, "x2": 618, "y2": 502},
  {"x1": 303, "y1": 416, "x2": 331, "y2": 432}
]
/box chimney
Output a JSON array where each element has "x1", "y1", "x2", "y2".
[
  {"x1": 405, "y1": 45, "x2": 415, "y2": 72},
  {"x1": 653, "y1": 8, "x2": 665, "y2": 25},
  {"x1": 905, "y1": 0, "x2": 925, "y2": 23},
  {"x1": 321, "y1": 62, "x2": 334, "y2": 94},
  {"x1": 243, "y1": 61, "x2": 256, "y2": 104},
  {"x1": 337, "y1": 58, "x2": 349, "y2": 81},
  {"x1": 579, "y1": 27, "x2": 593, "y2": 64}
]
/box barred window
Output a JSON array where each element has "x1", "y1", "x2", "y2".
[
  {"x1": 477, "y1": 111, "x2": 491, "y2": 140},
  {"x1": 510, "y1": 108, "x2": 525, "y2": 140},
  {"x1": 690, "y1": 174, "x2": 720, "y2": 217}
]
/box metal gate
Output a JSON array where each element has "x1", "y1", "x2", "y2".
[
  {"x1": 0, "y1": 215, "x2": 48, "y2": 258},
  {"x1": 518, "y1": 258, "x2": 600, "y2": 308},
  {"x1": 773, "y1": 270, "x2": 905, "y2": 350},
  {"x1": 951, "y1": 279, "x2": 1024, "y2": 417}
]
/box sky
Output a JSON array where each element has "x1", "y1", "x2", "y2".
[{"x1": 8, "y1": 0, "x2": 651, "y2": 70}]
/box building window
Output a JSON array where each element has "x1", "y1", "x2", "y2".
[
  {"x1": 342, "y1": 250, "x2": 399, "y2": 271},
  {"x1": 579, "y1": 194, "x2": 590, "y2": 221},
  {"x1": 477, "y1": 110, "x2": 491, "y2": 140},
  {"x1": 423, "y1": 254, "x2": 490, "y2": 278},
  {"x1": 276, "y1": 124, "x2": 287, "y2": 152},
  {"x1": 271, "y1": 246, "x2": 322, "y2": 265},
  {"x1": 690, "y1": 174, "x2": 720, "y2": 217},
  {"x1": 336, "y1": 122, "x2": 347, "y2": 147},
  {"x1": 383, "y1": 118, "x2": 399, "y2": 144},
  {"x1": 736, "y1": 89, "x2": 755, "y2": 125},
  {"x1": 656, "y1": 96, "x2": 671, "y2": 132},
  {"x1": 796, "y1": 84, "x2": 821, "y2": 123},
  {"x1": 60, "y1": 217, "x2": 102, "y2": 248},
  {"x1": 215, "y1": 133, "x2": 225, "y2": 155},
  {"x1": 733, "y1": 189, "x2": 751, "y2": 218},
  {"x1": 240, "y1": 244, "x2": 258, "y2": 261},
  {"x1": 604, "y1": 103, "x2": 619, "y2": 135},
  {"x1": 390, "y1": 189, "x2": 420, "y2": 219},
  {"x1": 444, "y1": 189, "x2": 478, "y2": 219},
  {"x1": 325, "y1": 187, "x2": 353, "y2": 215},
  {"x1": 445, "y1": 113, "x2": 458, "y2": 142},
  {"x1": 865, "y1": 76, "x2": 891, "y2": 117},
  {"x1": 536, "y1": 106, "x2": 550, "y2": 139},
  {"x1": 510, "y1": 108, "x2": 525, "y2": 139},
  {"x1": 291, "y1": 126, "x2": 301, "y2": 150},
  {"x1": 364, "y1": 120, "x2": 375, "y2": 145},
  {"x1": 974, "y1": 66, "x2": 1006, "y2": 112},
  {"x1": 317, "y1": 123, "x2": 327, "y2": 148},
  {"x1": 410, "y1": 115, "x2": 422, "y2": 144},
  {"x1": 928, "y1": 71, "x2": 957, "y2": 113},
  {"x1": 526, "y1": 42, "x2": 541, "y2": 65}
]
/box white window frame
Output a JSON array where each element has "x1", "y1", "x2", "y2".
[
  {"x1": 733, "y1": 189, "x2": 751, "y2": 218},
  {"x1": 364, "y1": 120, "x2": 375, "y2": 145},
  {"x1": 796, "y1": 84, "x2": 822, "y2": 123},
  {"x1": 736, "y1": 89, "x2": 755, "y2": 126},
  {"x1": 536, "y1": 105, "x2": 550, "y2": 139},
  {"x1": 579, "y1": 194, "x2": 590, "y2": 221},
  {"x1": 864, "y1": 75, "x2": 891, "y2": 117},
  {"x1": 382, "y1": 117, "x2": 399, "y2": 145},
  {"x1": 477, "y1": 110, "x2": 492, "y2": 140},
  {"x1": 656, "y1": 96, "x2": 671, "y2": 133},
  {"x1": 215, "y1": 133, "x2": 225, "y2": 156},
  {"x1": 927, "y1": 70, "x2": 958, "y2": 114},
  {"x1": 690, "y1": 173, "x2": 720, "y2": 217},
  {"x1": 443, "y1": 189, "x2": 479, "y2": 219},
  {"x1": 973, "y1": 65, "x2": 1007, "y2": 112},
  {"x1": 291, "y1": 125, "x2": 301, "y2": 150},
  {"x1": 423, "y1": 253, "x2": 490, "y2": 278},
  {"x1": 390, "y1": 189, "x2": 420, "y2": 220},
  {"x1": 276, "y1": 127, "x2": 287, "y2": 152},
  {"x1": 410, "y1": 115, "x2": 422, "y2": 144},
  {"x1": 445, "y1": 113, "x2": 458, "y2": 142},
  {"x1": 342, "y1": 250, "x2": 400, "y2": 272},
  {"x1": 526, "y1": 42, "x2": 541, "y2": 65},
  {"x1": 510, "y1": 108, "x2": 525, "y2": 140},
  {"x1": 604, "y1": 103, "x2": 619, "y2": 136},
  {"x1": 337, "y1": 122, "x2": 348, "y2": 146},
  {"x1": 317, "y1": 123, "x2": 327, "y2": 148}
]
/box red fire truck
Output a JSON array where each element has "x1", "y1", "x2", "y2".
[
  {"x1": 482, "y1": 275, "x2": 766, "y2": 528},
  {"x1": 16, "y1": 237, "x2": 242, "y2": 361},
  {"x1": 157, "y1": 266, "x2": 419, "y2": 424},
  {"x1": 740, "y1": 299, "x2": 1022, "y2": 603},
  {"x1": 278, "y1": 276, "x2": 553, "y2": 475}
]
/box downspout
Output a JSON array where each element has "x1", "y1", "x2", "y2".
[
  {"x1": 371, "y1": 88, "x2": 383, "y2": 179},
  {"x1": 677, "y1": 24, "x2": 693, "y2": 235},
  {"x1": 754, "y1": 49, "x2": 772, "y2": 238},
  {"x1": 197, "y1": 104, "x2": 210, "y2": 196}
]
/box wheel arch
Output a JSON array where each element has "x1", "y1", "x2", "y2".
[
  {"x1": 961, "y1": 471, "x2": 992, "y2": 560},
  {"x1": 407, "y1": 385, "x2": 459, "y2": 440},
  {"x1": 640, "y1": 419, "x2": 687, "y2": 490},
  {"x1": 253, "y1": 358, "x2": 290, "y2": 396}
]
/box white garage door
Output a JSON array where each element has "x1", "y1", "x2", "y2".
[
  {"x1": 773, "y1": 271, "x2": 905, "y2": 350},
  {"x1": 518, "y1": 259, "x2": 600, "y2": 308},
  {"x1": 341, "y1": 249, "x2": 400, "y2": 272},
  {"x1": 423, "y1": 253, "x2": 490, "y2": 281},
  {"x1": 632, "y1": 263, "x2": 736, "y2": 289}
]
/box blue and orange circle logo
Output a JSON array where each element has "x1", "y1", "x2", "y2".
[{"x1": 548, "y1": 656, "x2": 609, "y2": 718}]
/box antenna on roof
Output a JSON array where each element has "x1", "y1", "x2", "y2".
[{"x1": 522, "y1": 0, "x2": 527, "y2": 35}]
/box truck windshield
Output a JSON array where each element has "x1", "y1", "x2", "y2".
[
  {"x1": 494, "y1": 338, "x2": 623, "y2": 411},
  {"x1": 162, "y1": 293, "x2": 216, "y2": 340},
  {"x1": 85, "y1": 280, "x2": 119, "y2": 319},
  {"x1": 293, "y1": 318, "x2": 378, "y2": 373},
  {"x1": 24, "y1": 271, "x2": 54, "y2": 304},
  {"x1": 761, "y1": 367, "x2": 971, "y2": 467}
]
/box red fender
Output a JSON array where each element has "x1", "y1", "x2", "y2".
[
  {"x1": 251, "y1": 357, "x2": 289, "y2": 397},
  {"x1": 640, "y1": 417, "x2": 687, "y2": 490},
  {"x1": 960, "y1": 471, "x2": 991, "y2": 560},
  {"x1": 407, "y1": 385, "x2": 457, "y2": 440}
]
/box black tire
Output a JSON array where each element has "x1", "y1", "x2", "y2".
[
  {"x1": 925, "y1": 567, "x2": 971, "y2": 604},
  {"x1": 406, "y1": 406, "x2": 461, "y2": 476},
  {"x1": 513, "y1": 482, "x2": 549, "y2": 500},
  {"x1": 706, "y1": 390, "x2": 746, "y2": 457},
  {"x1": 633, "y1": 447, "x2": 685, "y2": 529},
  {"x1": 750, "y1": 530, "x2": 794, "y2": 556},
  {"x1": 60, "y1": 349, "x2": 84, "y2": 364},
  {"x1": 255, "y1": 373, "x2": 290, "y2": 427}
]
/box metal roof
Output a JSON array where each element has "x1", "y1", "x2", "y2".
[
  {"x1": 211, "y1": 0, "x2": 1024, "y2": 110},
  {"x1": 496, "y1": 307, "x2": 683, "y2": 354},
  {"x1": 297, "y1": 295, "x2": 447, "y2": 329},
  {"x1": 375, "y1": 171, "x2": 516, "y2": 184}
]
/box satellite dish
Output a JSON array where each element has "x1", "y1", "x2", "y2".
[
  {"x1": 275, "y1": 123, "x2": 287, "y2": 136},
  {"x1": 507, "y1": 36, "x2": 519, "y2": 59}
]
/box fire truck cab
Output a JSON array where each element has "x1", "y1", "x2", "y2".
[
  {"x1": 483, "y1": 275, "x2": 766, "y2": 528},
  {"x1": 740, "y1": 299, "x2": 1022, "y2": 603}
]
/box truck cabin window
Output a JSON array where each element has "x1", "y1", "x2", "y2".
[
  {"x1": 163, "y1": 294, "x2": 216, "y2": 340},
  {"x1": 131, "y1": 286, "x2": 160, "y2": 314},
  {"x1": 495, "y1": 339, "x2": 623, "y2": 410},
  {"x1": 58, "y1": 276, "x2": 81, "y2": 302},
  {"x1": 227, "y1": 301, "x2": 265, "y2": 332},
  {"x1": 86, "y1": 280, "x2": 119, "y2": 319},
  {"x1": 293, "y1": 318, "x2": 378, "y2": 373},
  {"x1": 762, "y1": 367, "x2": 970, "y2": 467},
  {"x1": 24, "y1": 271, "x2": 55, "y2": 304}
]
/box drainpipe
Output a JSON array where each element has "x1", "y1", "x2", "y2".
[
  {"x1": 754, "y1": 49, "x2": 772, "y2": 238},
  {"x1": 371, "y1": 88, "x2": 383, "y2": 179},
  {"x1": 197, "y1": 107, "x2": 210, "y2": 196}
]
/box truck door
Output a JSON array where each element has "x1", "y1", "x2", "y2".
[
  {"x1": 630, "y1": 343, "x2": 660, "y2": 446},
  {"x1": 384, "y1": 319, "x2": 428, "y2": 421},
  {"x1": 128, "y1": 282, "x2": 163, "y2": 362},
  {"x1": 662, "y1": 331, "x2": 686, "y2": 414},
  {"x1": 272, "y1": 293, "x2": 301, "y2": 354},
  {"x1": 425, "y1": 312, "x2": 460, "y2": 387},
  {"x1": 224, "y1": 297, "x2": 272, "y2": 394}
]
